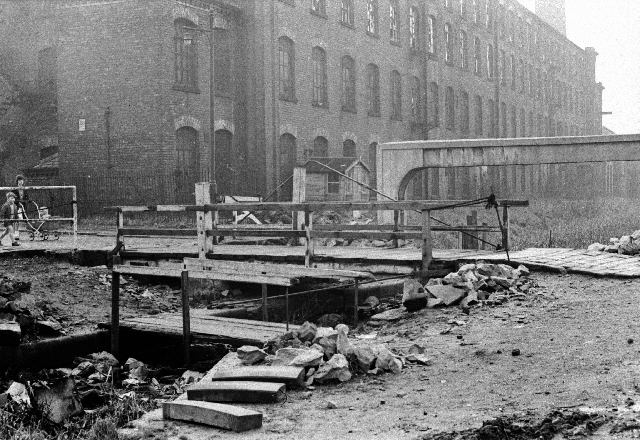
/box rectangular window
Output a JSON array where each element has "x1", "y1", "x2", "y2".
[
  {"x1": 341, "y1": 56, "x2": 356, "y2": 112},
  {"x1": 486, "y1": 44, "x2": 494, "y2": 79},
  {"x1": 445, "y1": 87, "x2": 455, "y2": 130},
  {"x1": 389, "y1": 1, "x2": 399, "y2": 42},
  {"x1": 327, "y1": 173, "x2": 340, "y2": 194},
  {"x1": 426, "y1": 15, "x2": 435, "y2": 55},
  {"x1": 460, "y1": 0, "x2": 467, "y2": 18},
  {"x1": 312, "y1": 47, "x2": 327, "y2": 107},
  {"x1": 366, "y1": 0, "x2": 378, "y2": 34},
  {"x1": 474, "y1": 37, "x2": 481, "y2": 75},
  {"x1": 459, "y1": 31, "x2": 468, "y2": 69},
  {"x1": 174, "y1": 19, "x2": 198, "y2": 91},
  {"x1": 409, "y1": 7, "x2": 419, "y2": 51},
  {"x1": 461, "y1": 91, "x2": 470, "y2": 134},
  {"x1": 391, "y1": 70, "x2": 402, "y2": 120},
  {"x1": 445, "y1": 23, "x2": 454, "y2": 64},
  {"x1": 341, "y1": 0, "x2": 354, "y2": 26},
  {"x1": 410, "y1": 76, "x2": 421, "y2": 124},
  {"x1": 499, "y1": 49, "x2": 506, "y2": 85},
  {"x1": 474, "y1": 95, "x2": 483, "y2": 137},
  {"x1": 278, "y1": 37, "x2": 295, "y2": 101},
  {"x1": 429, "y1": 82, "x2": 439, "y2": 128},
  {"x1": 366, "y1": 64, "x2": 380, "y2": 116},
  {"x1": 510, "y1": 55, "x2": 516, "y2": 90},
  {"x1": 311, "y1": 0, "x2": 326, "y2": 15}
]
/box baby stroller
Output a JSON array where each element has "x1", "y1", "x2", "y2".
[{"x1": 17, "y1": 200, "x2": 59, "y2": 241}]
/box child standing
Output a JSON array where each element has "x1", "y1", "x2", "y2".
[{"x1": 0, "y1": 192, "x2": 19, "y2": 246}]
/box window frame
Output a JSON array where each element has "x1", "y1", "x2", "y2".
[
  {"x1": 310, "y1": 0, "x2": 327, "y2": 17},
  {"x1": 366, "y1": 0, "x2": 379, "y2": 36},
  {"x1": 173, "y1": 18, "x2": 199, "y2": 93},
  {"x1": 461, "y1": 90, "x2": 470, "y2": 135},
  {"x1": 389, "y1": 0, "x2": 400, "y2": 43},
  {"x1": 312, "y1": 46, "x2": 328, "y2": 108},
  {"x1": 409, "y1": 6, "x2": 420, "y2": 52},
  {"x1": 444, "y1": 23, "x2": 454, "y2": 65},
  {"x1": 278, "y1": 36, "x2": 296, "y2": 102},
  {"x1": 341, "y1": 0, "x2": 355, "y2": 27},
  {"x1": 426, "y1": 15, "x2": 436, "y2": 56},
  {"x1": 366, "y1": 63, "x2": 381, "y2": 117},
  {"x1": 391, "y1": 70, "x2": 403, "y2": 121},
  {"x1": 459, "y1": 30, "x2": 468, "y2": 69},
  {"x1": 410, "y1": 76, "x2": 422, "y2": 125},
  {"x1": 341, "y1": 55, "x2": 357, "y2": 113},
  {"x1": 445, "y1": 86, "x2": 455, "y2": 131}
]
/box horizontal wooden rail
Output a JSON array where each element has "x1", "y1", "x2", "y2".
[
  {"x1": 0, "y1": 186, "x2": 77, "y2": 191},
  {"x1": 107, "y1": 199, "x2": 528, "y2": 214},
  {"x1": 12, "y1": 218, "x2": 76, "y2": 223},
  {"x1": 206, "y1": 229, "x2": 306, "y2": 238},
  {"x1": 313, "y1": 224, "x2": 501, "y2": 233},
  {"x1": 119, "y1": 228, "x2": 197, "y2": 237}
]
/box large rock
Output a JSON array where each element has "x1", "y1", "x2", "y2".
[
  {"x1": 442, "y1": 273, "x2": 465, "y2": 286},
  {"x1": 7, "y1": 382, "x2": 30, "y2": 406},
  {"x1": 313, "y1": 327, "x2": 338, "y2": 343},
  {"x1": 0, "y1": 321, "x2": 21, "y2": 346},
  {"x1": 289, "y1": 349, "x2": 324, "y2": 368},
  {"x1": 587, "y1": 243, "x2": 606, "y2": 252},
  {"x1": 352, "y1": 345, "x2": 376, "y2": 372},
  {"x1": 402, "y1": 280, "x2": 429, "y2": 312},
  {"x1": 36, "y1": 319, "x2": 63, "y2": 336},
  {"x1": 71, "y1": 361, "x2": 96, "y2": 378},
  {"x1": 33, "y1": 378, "x2": 83, "y2": 424},
  {"x1": 274, "y1": 348, "x2": 309, "y2": 365},
  {"x1": 426, "y1": 285, "x2": 467, "y2": 306},
  {"x1": 296, "y1": 321, "x2": 317, "y2": 343},
  {"x1": 373, "y1": 345, "x2": 402, "y2": 374},
  {"x1": 317, "y1": 314, "x2": 343, "y2": 328},
  {"x1": 460, "y1": 291, "x2": 479, "y2": 308},
  {"x1": 336, "y1": 328, "x2": 354, "y2": 359},
  {"x1": 316, "y1": 337, "x2": 337, "y2": 359},
  {"x1": 237, "y1": 346, "x2": 267, "y2": 365},
  {"x1": 313, "y1": 354, "x2": 352, "y2": 383}
]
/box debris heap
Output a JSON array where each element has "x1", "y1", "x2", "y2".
[
  {"x1": 389, "y1": 262, "x2": 534, "y2": 316},
  {"x1": 588, "y1": 231, "x2": 640, "y2": 255}
]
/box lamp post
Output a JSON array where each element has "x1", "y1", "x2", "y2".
[{"x1": 183, "y1": 9, "x2": 216, "y2": 194}]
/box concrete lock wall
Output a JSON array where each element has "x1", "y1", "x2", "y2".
[{"x1": 377, "y1": 134, "x2": 640, "y2": 211}]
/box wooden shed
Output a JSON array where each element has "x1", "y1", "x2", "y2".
[{"x1": 304, "y1": 158, "x2": 371, "y2": 202}]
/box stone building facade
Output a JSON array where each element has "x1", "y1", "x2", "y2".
[{"x1": 0, "y1": 0, "x2": 603, "y2": 203}]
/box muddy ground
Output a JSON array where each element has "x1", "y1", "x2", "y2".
[{"x1": 4, "y1": 254, "x2": 640, "y2": 438}]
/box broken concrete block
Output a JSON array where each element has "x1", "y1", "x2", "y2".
[
  {"x1": 163, "y1": 400, "x2": 262, "y2": 432},
  {"x1": 211, "y1": 365, "x2": 306, "y2": 388},
  {"x1": 426, "y1": 285, "x2": 467, "y2": 306},
  {"x1": 405, "y1": 354, "x2": 433, "y2": 366},
  {"x1": 0, "y1": 321, "x2": 21, "y2": 346},
  {"x1": 237, "y1": 346, "x2": 267, "y2": 365},
  {"x1": 336, "y1": 329, "x2": 354, "y2": 359},
  {"x1": 335, "y1": 324, "x2": 349, "y2": 335},
  {"x1": 33, "y1": 378, "x2": 83, "y2": 424},
  {"x1": 352, "y1": 345, "x2": 376, "y2": 372},
  {"x1": 313, "y1": 327, "x2": 338, "y2": 343},
  {"x1": 187, "y1": 381, "x2": 286, "y2": 404},
  {"x1": 289, "y1": 349, "x2": 324, "y2": 368},
  {"x1": 458, "y1": 263, "x2": 477, "y2": 273},
  {"x1": 517, "y1": 265, "x2": 530, "y2": 277},
  {"x1": 35, "y1": 319, "x2": 63, "y2": 336},
  {"x1": 427, "y1": 298, "x2": 444, "y2": 309},
  {"x1": 316, "y1": 337, "x2": 337, "y2": 359},
  {"x1": 370, "y1": 308, "x2": 406, "y2": 322},
  {"x1": 587, "y1": 243, "x2": 606, "y2": 252},
  {"x1": 425, "y1": 278, "x2": 444, "y2": 287},
  {"x1": 442, "y1": 273, "x2": 465, "y2": 286},
  {"x1": 313, "y1": 354, "x2": 352, "y2": 383},
  {"x1": 296, "y1": 321, "x2": 317, "y2": 343},
  {"x1": 275, "y1": 348, "x2": 309, "y2": 365}
]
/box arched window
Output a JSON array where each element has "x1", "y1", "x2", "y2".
[
  {"x1": 409, "y1": 7, "x2": 420, "y2": 51},
  {"x1": 428, "y1": 81, "x2": 439, "y2": 127},
  {"x1": 366, "y1": 64, "x2": 380, "y2": 116},
  {"x1": 343, "y1": 139, "x2": 356, "y2": 158},
  {"x1": 214, "y1": 29, "x2": 232, "y2": 94},
  {"x1": 391, "y1": 70, "x2": 402, "y2": 120},
  {"x1": 366, "y1": 0, "x2": 378, "y2": 35},
  {"x1": 176, "y1": 126, "x2": 199, "y2": 173},
  {"x1": 445, "y1": 86, "x2": 455, "y2": 130},
  {"x1": 174, "y1": 19, "x2": 198, "y2": 90},
  {"x1": 426, "y1": 15, "x2": 435, "y2": 55},
  {"x1": 410, "y1": 76, "x2": 421, "y2": 124},
  {"x1": 486, "y1": 44, "x2": 495, "y2": 79},
  {"x1": 460, "y1": 0, "x2": 467, "y2": 17},
  {"x1": 474, "y1": 37, "x2": 482, "y2": 75},
  {"x1": 389, "y1": 0, "x2": 400, "y2": 43},
  {"x1": 444, "y1": 23, "x2": 454, "y2": 64},
  {"x1": 341, "y1": 55, "x2": 356, "y2": 112},
  {"x1": 341, "y1": 0, "x2": 354, "y2": 26},
  {"x1": 459, "y1": 30, "x2": 468, "y2": 69},
  {"x1": 278, "y1": 37, "x2": 295, "y2": 101},
  {"x1": 474, "y1": 95, "x2": 483, "y2": 137},
  {"x1": 312, "y1": 136, "x2": 328, "y2": 157},
  {"x1": 460, "y1": 91, "x2": 470, "y2": 135},
  {"x1": 214, "y1": 129, "x2": 233, "y2": 194},
  {"x1": 279, "y1": 134, "x2": 297, "y2": 200},
  {"x1": 312, "y1": 47, "x2": 327, "y2": 107}
]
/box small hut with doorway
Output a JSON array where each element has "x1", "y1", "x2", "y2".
[{"x1": 304, "y1": 158, "x2": 371, "y2": 201}]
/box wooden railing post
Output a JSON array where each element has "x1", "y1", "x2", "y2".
[
  {"x1": 292, "y1": 166, "x2": 307, "y2": 245},
  {"x1": 195, "y1": 183, "x2": 214, "y2": 258},
  {"x1": 421, "y1": 209, "x2": 432, "y2": 282},
  {"x1": 502, "y1": 205, "x2": 510, "y2": 251},
  {"x1": 392, "y1": 210, "x2": 400, "y2": 248},
  {"x1": 181, "y1": 270, "x2": 191, "y2": 366},
  {"x1": 116, "y1": 210, "x2": 124, "y2": 249},
  {"x1": 304, "y1": 211, "x2": 314, "y2": 267},
  {"x1": 72, "y1": 186, "x2": 78, "y2": 249}
]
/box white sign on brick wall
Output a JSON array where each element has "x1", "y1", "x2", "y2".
[{"x1": 78, "y1": 119, "x2": 86, "y2": 132}]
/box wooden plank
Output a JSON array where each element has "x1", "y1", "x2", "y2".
[
  {"x1": 206, "y1": 229, "x2": 306, "y2": 238},
  {"x1": 120, "y1": 228, "x2": 197, "y2": 237},
  {"x1": 421, "y1": 210, "x2": 432, "y2": 280},
  {"x1": 162, "y1": 400, "x2": 262, "y2": 432},
  {"x1": 183, "y1": 258, "x2": 373, "y2": 280},
  {"x1": 210, "y1": 366, "x2": 306, "y2": 388},
  {"x1": 181, "y1": 270, "x2": 190, "y2": 366},
  {"x1": 113, "y1": 265, "x2": 183, "y2": 278},
  {"x1": 187, "y1": 270, "x2": 296, "y2": 286},
  {"x1": 313, "y1": 224, "x2": 500, "y2": 232},
  {"x1": 186, "y1": 381, "x2": 286, "y2": 404}
]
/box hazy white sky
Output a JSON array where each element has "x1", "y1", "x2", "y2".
[{"x1": 519, "y1": 0, "x2": 640, "y2": 134}]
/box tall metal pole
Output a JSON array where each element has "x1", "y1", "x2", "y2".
[{"x1": 209, "y1": 9, "x2": 217, "y2": 194}]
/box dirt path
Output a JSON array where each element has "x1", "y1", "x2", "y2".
[{"x1": 5, "y1": 252, "x2": 640, "y2": 438}]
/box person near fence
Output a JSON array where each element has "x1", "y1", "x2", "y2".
[
  {"x1": 0, "y1": 192, "x2": 19, "y2": 246},
  {"x1": 12, "y1": 175, "x2": 28, "y2": 241}
]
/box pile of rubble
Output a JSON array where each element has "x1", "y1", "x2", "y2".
[
  {"x1": 232, "y1": 322, "x2": 406, "y2": 386},
  {"x1": 370, "y1": 262, "x2": 533, "y2": 322},
  {"x1": 0, "y1": 276, "x2": 63, "y2": 346},
  {"x1": 588, "y1": 231, "x2": 640, "y2": 255},
  {"x1": 0, "y1": 350, "x2": 195, "y2": 424}
]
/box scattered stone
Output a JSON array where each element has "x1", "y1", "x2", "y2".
[
  {"x1": 335, "y1": 324, "x2": 349, "y2": 335},
  {"x1": 460, "y1": 291, "x2": 479, "y2": 308},
  {"x1": 370, "y1": 308, "x2": 406, "y2": 322},
  {"x1": 237, "y1": 346, "x2": 268, "y2": 365},
  {"x1": 7, "y1": 382, "x2": 30, "y2": 406},
  {"x1": 314, "y1": 354, "x2": 352, "y2": 383},
  {"x1": 325, "y1": 400, "x2": 337, "y2": 409},
  {"x1": 427, "y1": 298, "x2": 444, "y2": 308},
  {"x1": 517, "y1": 265, "x2": 530, "y2": 277},
  {"x1": 296, "y1": 321, "x2": 317, "y2": 343},
  {"x1": 511, "y1": 349, "x2": 521, "y2": 356},
  {"x1": 275, "y1": 348, "x2": 309, "y2": 365},
  {"x1": 426, "y1": 285, "x2": 467, "y2": 306},
  {"x1": 317, "y1": 314, "x2": 343, "y2": 328},
  {"x1": 313, "y1": 327, "x2": 338, "y2": 343},
  {"x1": 89, "y1": 351, "x2": 119, "y2": 367},
  {"x1": 336, "y1": 328, "x2": 354, "y2": 358},
  {"x1": 316, "y1": 337, "x2": 337, "y2": 359},
  {"x1": 402, "y1": 280, "x2": 429, "y2": 312},
  {"x1": 373, "y1": 345, "x2": 402, "y2": 374},
  {"x1": 363, "y1": 296, "x2": 380, "y2": 308},
  {"x1": 35, "y1": 319, "x2": 63, "y2": 336},
  {"x1": 289, "y1": 349, "x2": 324, "y2": 368},
  {"x1": 352, "y1": 345, "x2": 376, "y2": 372},
  {"x1": 71, "y1": 361, "x2": 96, "y2": 378}
]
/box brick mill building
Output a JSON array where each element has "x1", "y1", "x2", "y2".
[{"x1": 0, "y1": 0, "x2": 603, "y2": 205}]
